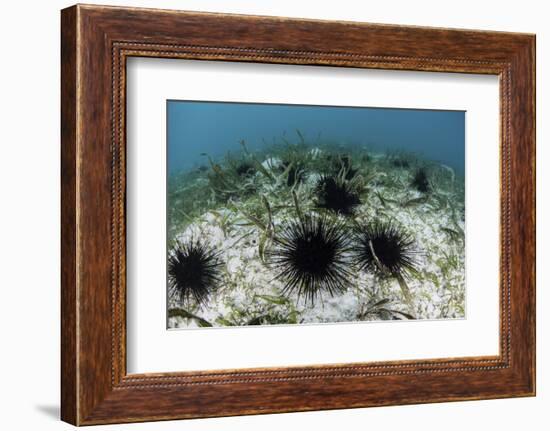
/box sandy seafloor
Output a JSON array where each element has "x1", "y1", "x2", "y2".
[{"x1": 167, "y1": 146, "x2": 465, "y2": 329}]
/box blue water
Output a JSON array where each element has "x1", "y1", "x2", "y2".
[{"x1": 167, "y1": 100, "x2": 465, "y2": 176}]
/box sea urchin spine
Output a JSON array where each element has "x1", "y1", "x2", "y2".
[
  {"x1": 315, "y1": 175, "x2": 361, "y2": 215},
  {"x1": 168, "y1": 239, "x2": 223, "y2": 308},
  {"x1": 268, "y1": 215, "x2": 353, "y2": 304},
  {"x1": 352, "y1": 221, "x2": 419, "y2": 279}
]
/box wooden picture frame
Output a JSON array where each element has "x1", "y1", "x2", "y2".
[{"x1": 61, "y1": 4, "x2": 536, "y2": 426}]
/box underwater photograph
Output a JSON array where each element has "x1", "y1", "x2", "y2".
[{"x1": 166, "y1": 100, "x2": 465, "y2": 329}]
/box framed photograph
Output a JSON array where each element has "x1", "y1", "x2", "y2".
[{"x1": 61, "y1": 4, "x2": 535, "y2": 425}]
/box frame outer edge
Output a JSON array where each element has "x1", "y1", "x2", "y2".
[
  {"x1": 505, "y1": 35, "x2": 536, "y2": 396},
  {"x1": 523, "y1": 34, "x2": 536, "y2": 395},
  {"x1": 531, "y1": 34, "x2": 536, "y2": 396},
  {"x1": 61, "y1": 5, "x2": 80, "y2": 426},
  {"x1": 526, "y1": 35, "x2": 536, "y2": 395}
]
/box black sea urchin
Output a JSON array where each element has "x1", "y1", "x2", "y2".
[
  {"x1": 168, "y1": 239, "x2": 223, "y2": 307},
  {"x1": 316, "y1": 175, "x2": 361, "y2": 215},
  {"x1": 268, "y1": 215, "x2": 353, "y2": 303},
  {"x1": 236, "y1": 161, "x2": 256, "y2": 177},
  {"x1": 411, "y1": 167, "x2": 430, "y2": 193},
  {"x1": 353, "y1": 221, "x2": 419, "y2": 278}
]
